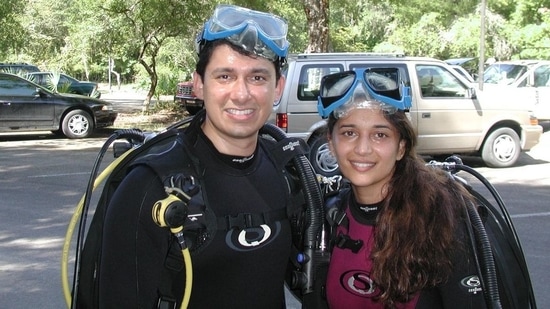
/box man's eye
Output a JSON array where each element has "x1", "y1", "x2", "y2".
[{"x1": 252, "y1": 75, "x2": 267, "y2": 82}]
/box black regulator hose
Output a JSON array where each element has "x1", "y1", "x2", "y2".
[
  {"x1": 453, "y1": 164, "x2": 536, "y2": 309},
  {"x1": 464, "y1": 200, "x2": 502, "y2": 308},
  {"x1": 260, "y1": 123, "x2": 325, "y2": 296},
  {"x1": 70, "y1": 129, "x2": 146, "y2": 309}
]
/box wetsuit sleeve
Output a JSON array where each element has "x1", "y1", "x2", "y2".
[
  {"x1": 417, "y1": 224, "x2": 488, "y2": 308},
  {"x1": 98, "y1": 166, "x2": 173, "y2": 309}
]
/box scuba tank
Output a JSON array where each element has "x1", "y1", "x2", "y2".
[{"x1": 427, "y1": 156, "x2": 537, "y2": 309}]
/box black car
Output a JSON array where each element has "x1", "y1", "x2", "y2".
[
  {"x1": 0, "y1": 73, "x2": 117, "y2": 139},
  {"x1": 25, "y1": 72, "x2": 101, "y2": 98},
  {"x1": 0, "y1": 62, "x2": 40, "y2": 74}
]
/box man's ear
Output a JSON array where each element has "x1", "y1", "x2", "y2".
[
  {"x1": 274, "y1": 75, "x2": 286, "y2": 103},
  {"x1": 193, "y1": 72, "x2": 204, "y2": 99}
]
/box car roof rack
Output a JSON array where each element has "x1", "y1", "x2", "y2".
[
  {"x1": 293, "y1": 52, "x2": 406, "y2": 59},
  {"x1": 0, "y1": 62, "x2": 34, "y2": 65}
]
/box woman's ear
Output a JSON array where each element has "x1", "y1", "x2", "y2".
[
  {"x1": 328, "y1": 133, "x2": 335, "y2": 155},
  {"x1": 397, "y1": 139, "x2": 406, "y2": 161}
]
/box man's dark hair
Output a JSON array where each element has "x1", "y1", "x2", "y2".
[{"x1": 195, "y1": 40, "x2": 283, "y2": 81}]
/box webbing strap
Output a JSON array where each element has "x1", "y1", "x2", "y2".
[{"x1": 217, "y1": 207, "x2": 287, "y2": 230}]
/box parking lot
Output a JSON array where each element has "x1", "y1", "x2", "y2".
[{"x1": 0, "y1": 128, "x2": 548, "y2": 308}]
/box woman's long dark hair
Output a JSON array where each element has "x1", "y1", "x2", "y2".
[{"x1": 327, "y1": 110, "x2": 474, "y2": 307}]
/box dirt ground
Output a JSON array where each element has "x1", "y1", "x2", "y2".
[{"x1": 99, "y1": 83, "x2": 187, "y2": 130}]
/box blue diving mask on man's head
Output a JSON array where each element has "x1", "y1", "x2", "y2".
[
  {"x1": 196, "y1": 4, "x2": 289, "y2": 62},
  {"x1": 317, "y1": 68, "x2": 412, "y2": 119}
]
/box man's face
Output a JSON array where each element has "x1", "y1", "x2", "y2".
[{"x1": 193, "y1": 44, "x2": 285, "y2": 154}]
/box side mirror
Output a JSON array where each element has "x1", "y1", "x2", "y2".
[{"x1": 34, "y1": 87, "x2": 47, "y2": 98}]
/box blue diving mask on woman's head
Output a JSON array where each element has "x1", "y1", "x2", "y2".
[
  {"x1": 196, "y1": 4, "x2": 289, "y2": 62},
  {"x1": 317, "y1": 68, "x2": 412, "y2": 119}
]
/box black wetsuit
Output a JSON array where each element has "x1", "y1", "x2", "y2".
[{"x1": 98, "y1": 112, "x2": 293, "y2": 308}]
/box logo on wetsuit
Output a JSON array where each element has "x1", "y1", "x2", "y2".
[
  {"x1": 340, "y1": 270, "x2": 380, "y2": 298},
  {"x1": 461, "y1": 275, "x2": 483, "y2": 294},
  {"x1": 225, "y1": 222, "x2": 282, "y2": 252}
]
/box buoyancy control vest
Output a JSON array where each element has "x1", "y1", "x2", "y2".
[
  {"x1": 318, "y1": 159, "x2": 537, "y2": 309},
  {"x1": 67, "y1": 111, "x2": 325, "y2": 309}
]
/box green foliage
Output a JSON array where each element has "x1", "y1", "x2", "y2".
[
  {"x1": 386, "y1": 13, "x2": 446, "y2": 57},
  {"x1": 0, "y1": 0, "x2": 25, "y2": 58},
  {"x1": 329, "y1": 0, "x2": 394, "y2": 52},
  {"x1": 5, "y1": 0, "x2": 550, "y2": 97}
]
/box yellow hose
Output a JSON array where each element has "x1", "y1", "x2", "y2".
[
  {"x1": 181, "y1": 248, "x2": 193, "y2": 308},
  {"x1": 61, "y1": 149, "x2": 133, "y2": 308},
  {"x1": 61, "y1": 147, "x2": 193, "y2": 309}
]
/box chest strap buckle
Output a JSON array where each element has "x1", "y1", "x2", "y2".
[{"x1": 335, "y1": 233, "x2": 363, "y2": 253}]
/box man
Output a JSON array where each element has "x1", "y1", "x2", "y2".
[{"x1": 96, "y1": 4, "x2": 303, "y2": 309}]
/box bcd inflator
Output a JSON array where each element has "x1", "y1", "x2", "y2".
[
  {"x1": 152, "y1": 187, "x2": 191, "y2": 233},
  {"x1": 152, "y1": 186, "x2": 194, "y2": 309}
]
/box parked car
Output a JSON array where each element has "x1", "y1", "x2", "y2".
[
  {"x1": 445, "y1": 57, "x2": 479, "y2": 80},
  {"x1": 0, "y1": 62, "x2": 40, "y2": 74},
  {"x1": 450, "y1": 64, "x2": 476, "y2": 83},
  {"x1": 25, "y1": 72, "x2": 101, "y2": 98},
  {"x1": 268, "y1": 53, "x2": 543, "y2": 174},
  {"x1": 0, "y1": 72, "x2": 117, "y2": 138},
  {"x1": 174, "y1": 81, "x2": 203, "y2": 115},
  {"x1": 482, "y1": 60, "x2": 550, "y2": 126}
]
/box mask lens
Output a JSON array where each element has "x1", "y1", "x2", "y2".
[
  {"x1": 200, "y1": 5, "x2": 289, "y2": 60},
  {"x1": 320, "y1": 71, "x2": 356, "y2": 108},
  {"x1": 364, "y1": 69, "x2": 402, "y2": 101},
  {"x1": 317, "y1": 68, "x2": 412, "y2": 119},
  {"x1": 212, "y1": 5, "x2": 287, "y2": 40}
]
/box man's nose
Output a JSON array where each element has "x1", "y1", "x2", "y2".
[{"x1": 230, "y1": 78, "x2": 251, "y2": 103}]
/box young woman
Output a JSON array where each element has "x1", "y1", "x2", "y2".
[{"x1": 317, "y1": 69, "x2": 488, "y2": 308}]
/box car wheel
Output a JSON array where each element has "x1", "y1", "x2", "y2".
[
  {"x1": 481, "y1": 127, "x2": 520, "y2": 168},
  {"x1": 308, "y1": 135, "x2": 340, "y2": 177},
  {"x1": 62, "y1": 110, "x2": 94, "y2": 139}
]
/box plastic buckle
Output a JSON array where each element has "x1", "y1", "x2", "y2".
[
  {"x1": 226, "y1": 213, "x2": 254, "y2": 230},
  {"x1": 335, "y1": 234, "x2": 363, "y2": 253}
]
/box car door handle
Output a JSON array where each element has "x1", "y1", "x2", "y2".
[{"x1": 422, "y1": 113, "x2": 431, "y2": 118}]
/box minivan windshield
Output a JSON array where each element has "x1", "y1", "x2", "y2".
[{"x1": 483, "y1": 64, "x2": 528, "y2": 85}]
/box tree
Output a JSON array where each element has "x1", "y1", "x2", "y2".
[
  {"x1": 302, "y1": 0, "x2": 330, "y2": 52},
  {"x1": 328, "y1": 0, "x2": 395, "y2": 52},
  {"x1": 103, "y1": 0, "x2": 205, "y2": 111},
  {"x1": 0, "y1": 0, "x2": 25, "y2": 58}
]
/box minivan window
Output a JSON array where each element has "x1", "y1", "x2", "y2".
[
  {"x1": 532, "y1": 65, "x2": 550, "y2": 87},
  {"x1": 416, "y1": 65, "x2": 468, "y2": 98},
  {"x1": 298, "y1": 64, "x2": 343, "y2": 101}
]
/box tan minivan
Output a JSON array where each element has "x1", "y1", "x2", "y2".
[{"x1": 268, "y1": 53, "x2": 543, "y2": 175}]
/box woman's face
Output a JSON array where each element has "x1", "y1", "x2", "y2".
[{"x1": 329, "y1": 108, "x2": 405, "y2": 204}]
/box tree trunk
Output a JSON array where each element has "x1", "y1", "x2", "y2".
[{"x1": 302, "y1": 0, "x2": 330, "y2": 53}]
